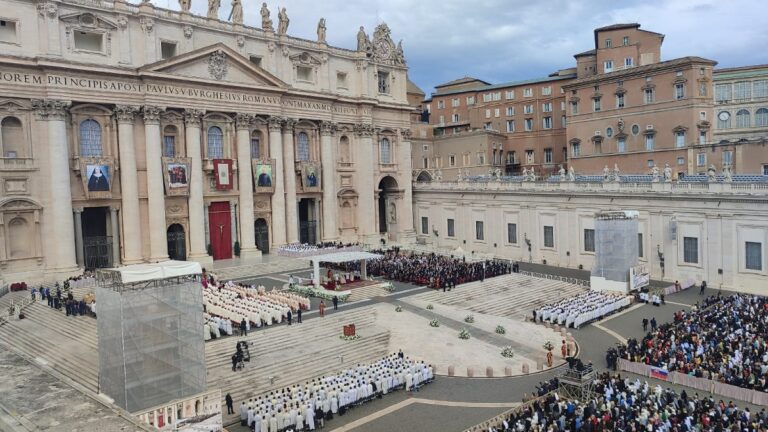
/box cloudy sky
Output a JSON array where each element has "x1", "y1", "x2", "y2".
[{"x1": 146, "y1": 0, "x2": 768, "y2": 95}]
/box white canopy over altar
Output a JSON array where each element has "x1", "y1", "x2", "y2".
[{"x1": 308, "y1": 251, "x2": 383, "y2": 288}]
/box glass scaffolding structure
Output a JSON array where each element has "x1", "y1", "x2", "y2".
[{"x1": 591, "y1": 211, "x2": 639, "y2": 284}]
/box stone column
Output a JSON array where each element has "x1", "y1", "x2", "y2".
[
  {"x1": 114, "y1": 105, "x2": 143, "y2": 264},
  {"x1": 184, "y1": 109, "x2": 213, "y2": 264},
  {"x1": 320, "y1": 122, "x2": 338, "y2": 241},
  {"x1": 110, "y1": 206, "x2": 121, "y2": 266},
  {"x1": 73, "y1": 208, "x2": 84, "y2": 267},
  {"x1": 398, "y1": 129, "x2": 415, "y2": 234},
  {"x1": 268, "y1": 117, "x2": 287, "y2": 247},
  {"x1": 282, "y1": 118, "x2": 298, "y2": 244},
  {"x1": 32, "y1": 99, "x2": 78, "y2": 271},
  {"x1": 235, "y1": 114, "x2": 259, "y2": 258},
  {"x1": 143, "y1": 106, "x2": 169, "y2": 262},
  {"x1": 354, "y1": 123, "x2": 376, "y2": 239}
]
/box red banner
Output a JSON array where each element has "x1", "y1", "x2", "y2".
[{"x1": 213, "y1": 159, "x2": 233, "y2": 190}]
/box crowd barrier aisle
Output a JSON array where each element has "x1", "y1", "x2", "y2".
[
  {"x1": 617, "y1": 358, "x2": 767, "y2": 406},
  {"x1": 662, "y1": 278, "x2": 696, "y2": 296}
]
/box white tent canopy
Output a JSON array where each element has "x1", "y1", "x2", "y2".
[
  {"x1": 107, "y1": 260, "x2": 202, "y2": 284},
  {"x1": 308, "y1": 251, "x2": 382, "y2": 289}
]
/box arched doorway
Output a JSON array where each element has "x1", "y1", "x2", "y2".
[
  {"x1": 378, "y1": 176, "x2": 399, "y2": 234},
  {"x1": 416, "y1": 171, "x2": 432, "y2": 182},
  {"x1": 255, "y1": 218, "x2": 269, "y2": 253},
  {"x1": 167, "y1": 224, "x2": 186, "y2": 261}
]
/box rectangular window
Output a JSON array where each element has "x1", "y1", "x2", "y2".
[
  {"x1": 617, "y1": 137, "x2": 626, "y2": 153},
  {"x1": 449, "y1": 155, "x2": 456, "y2": 166},
  {"x1": 571, "y1": 101, "x2": 578, "y2": 115},
  {"x1": 764, "y1": 164, "x2": 768, "y2": 176},
  {"x1": 161, "y1": 41, "x2": 177, "y2": 59},
  {"x1": 447, "y1": 219, "x2": 455, "y2": 237},
  {"x1": 421, "y1": 217, "x2": 429, "y2": 235},
  {"x1": 74, "y1": 30, "x2": 104, "y2": 52},
  {"x1": 507, "y1": 223, "x2": 517, "y2": 244},
  {"x1": 638, "y1": 233, "x2": 644, "y2": 258},
  {"x1": 336, "y1": 72, "x2": 348, "y2": 88},
  {"x1": 734, "y1": 81, "x2": 751, "y2": 100},
  {"x1": 477, "y1": 152, "x2": 485, "y2": 165},
  {"x1": 524, "y1": 118, "x2": 533, "y2": 131},
  {"x1": 616, "y1": 94, "x2": 625, "y2": 108},
  {"x1": 544, "y1": 226, "x2": 554, "y2": 248},
  {"x1": 250, "y1": 137, "x2": 260, "y2": 159},
  {"x1": 482, "y1": 93, "x2": 492, "y2": 102},
  {"x1": 297, "y1": 66, "x2": 313, "y2": 81},
  {"x1": 746, "y1": 242, "x2": 762, "y2": 271},
  {"x1": 683, "y1": 237, "x2": 699, "y2": 264},
  {"x1": 452, "y1": 114, "x2": 459, "y2": 122},
  {"x1": 542, "y1": 102, "x2": 552, "y2": 112},
  {"x1": 506, "y1": 120, "x2": 515, "y2": 132},
  {"x1": 560, "y1": 101, "x2": 566, "y2": 111},
  {"x1": 675, "y1": 83, "x2": 685, "y2": 100},
  {"x1": 437, "y1": 100, "x2": 445, "y2": 109},
  {"x1": 485, "y1": 109, "x2": 491, "y2": 119},
  {"x1": 492, "y1": 92, "x2": 501, "y2": 101},
  {"x1": 163, "y1": 135, "x2": 176, "y2": 158},
  {"x1": 524, "y1": 88, "x2": 533, "y2": 97},
  {"x1": 466, "y1": 96, "x2": 475, "y2": 105},
  {"x1": 571, "y1": 143, "x2": 580, "y2": 157},
  {"x1": 505, "y1": 90, "x2": 515, "y2": 99},
  {"x1": 544, "y1": 148, "x2": 553, "y2": 163},
  {"x1": 715, "y1": 84, "x2": 732, "y2": 102},
  {"x1": 0, "y1": 20, "x2": 18, "y2": 44},
  {"x1": 676, "y1": 131, "x2": 686, "y2": 148},
  {"x1": 561, "y1": 115, "x2": 567, "y2": 128},
  {"x1": 754, "y1": 80, "x2": 768, "y2": 98},
  {"x1": 484, "y1": 122, "x2": 492, "y2": 130},
  {"x1": 438, "y1": 115, "x2": 445, "y2": 124},
  {"x1": 723, "y1": 150, "x2": 733, "y2": 165},
  {"x1": 699, "y1": 131, "x2": 706, "y2": 145},
  {"x1": 644, "y1": 88, "x2": 654, "y2": 103},
  {"x1": 506, "y1": 107, "x2": 515, "y2": 116},
  {"x1": 377, "y1": 71, "x2": 390, "y2": 93},
  {"x1": 624, "y1": 57, "x2": 633, "y2": 67},
  {"x1": 494, "y1": 108, "x2": 500, "y2": 117},
  {"x1": 584, "y1": 229, "x2": 595, "y2": 252},
  {"x1": 543, "y1": 117, "x2": 552, "y2": 129},
  {"x1": 525, "y1": 150, "x2": 534, "y2": 163},
  {"x1": 475, "y1": 221, "x2": 484, "y2": 241},
  {"x1": 604, "y1": 60, "x2": 614, "y2": 73},
  {"x1": 594, "y1": 141, "x2": 602, "y2": 154},
  {"x1": 423, "y1": 158, "x2": 428, "y2": 169},
  {"x1": 623, "y1": 36, "x2": 630, "y2": 46},
  {"x1": 541, "y1": 86, "x2": 552, "y2": 96},
  {"x1": 677, "y1": 157, "x2": 685, "y2": 165},
  {"x1": 605, "y1": 38, "x2": 612, "y2": 48},
  {"x1": 451, "y1": 98, "x2": 460, "y2": 107},
  {"x1": 697, "y1": 153, "x2": 706, "y2": 167},
  {"x1": 524, "y1": 104, "x2": 534, "y2": 114},
  {"x1": 593, "y1": 98, "x2": 601, "y2": 112},
  {"x1": 645, "y1": 134, "x2": 655, "y2": 150},
  {"x1": 647, "y1": 160, "x2": 654, "y2": 168}
]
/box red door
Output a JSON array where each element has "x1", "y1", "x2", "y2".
[{"x1": 208, "y1": 202, "x2": 232, "y2": 260}]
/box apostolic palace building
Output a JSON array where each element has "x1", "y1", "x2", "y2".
[{"x1": 0, "y1": 0, "x2": 415, "y2": 281}]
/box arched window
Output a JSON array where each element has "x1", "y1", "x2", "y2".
[
  {"x1": 79, "y1": 119, "x2": 102, "y2": 157},
  {"x1": 207, "y1": 126, "x2": 223, "y2": 158},
  {"x1": 1, "y1": 116, "x2": 24, "y2": 158},
  {"x1": 163, "y1": 125, "x2": 178, "y2": 158},
  {"x1": 8, "y1": 217, "x2": 31, "y2": 259},
  {"x1": 380, "y1": 137, "x2": 391, "y2": 164},
  {"x1": 297, "y1": 132, "x2": 310, "y2": 161},
  {"x1": 250, "y1": 130, "x2": 261, "y2": 159},
  {"x1": 736, "y1": 109, "x2": 750, "y2": 128},
  {"x1": 339, "y1": 135, "x2": 350, "y2": 163},
  {"x1": 755, "y1": 108, "x2": 768, "y2": 127}
]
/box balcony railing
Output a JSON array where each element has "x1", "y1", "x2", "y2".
[{"x1": 0, "y1": 158, "x2": 36, "y2": 170}]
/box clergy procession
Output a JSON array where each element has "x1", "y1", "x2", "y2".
[
  {"x1": 237, "y1": 352, "x2": 434, "y2": 431},
  {"x1": 533, "y1": 291, "x2": 631, "y2": 329},
  {"x1": 277, "y1": 242, "x2": 363, "y2": 258}
]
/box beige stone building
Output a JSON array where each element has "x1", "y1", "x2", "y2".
[{"x1": 0, "y1": 0, "x2": 414, "y2": 282}]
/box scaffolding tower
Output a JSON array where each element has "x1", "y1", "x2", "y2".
[{"x1": 558, "y1": 361, "x2": 597, "y2": 402}]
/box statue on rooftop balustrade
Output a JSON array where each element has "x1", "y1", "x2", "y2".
[{"x1": 207, "y1": 0, "x2": 220, "y2": 19}]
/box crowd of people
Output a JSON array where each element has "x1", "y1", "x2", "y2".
[
  {"x1": 364, "y1": 250, "x2": 511, "y2": 289},
  {"x1": 276, "y1": 242, "x2": 362, "y2": 258},
  {"x1": 486, "y1": 372, "x2": 766, "y2": 431},
  {"x1": 228, "y1": 351, "x2": 433, "y2": 431},
  {"x1": 618, "y1": 293, "x2": 768, "y2": 393},
  {"x1": 533, "y1": 291, "x2": 630, "y2": 329}
]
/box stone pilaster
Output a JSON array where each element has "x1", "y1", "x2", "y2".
[
  {"x1": 398, "y1": 128, "x2": 415, "y2": 236},
  {"x1": 354, "y1": 123, "x2": 376, "y2": 239},
  {"x1": 268, "y1": 117, "x2": 287, "y2": 246},
  {"x1": 143, "y1": 105, "x2": 169, "y2": 262},
  {"x1": 184, "y1": 109, "x2": 212, "y2": 264},
  {"x1": 319, "y1": 121, "x2": 338, "y2": 241},
  {"x1": 114, "y1": 105, "x2": 143, "y2": 264},
  {"x1": 235, "y1": 113, "x2": 260, "y2": 258},
  {"x1": 282, "y1": 118, "x2": 298, "y2": 244}
]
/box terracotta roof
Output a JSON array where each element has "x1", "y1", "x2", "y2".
[
  {"x1": 434, "y1": 76, "x2": 491, "y2": 89},
  {"x1": 574, "y1": 49, "x2": 597, "y2": 58},
  {"x1": 428, "y1": 73, "x2": 576, "y2": 98},
  {"x1": 594, "y1": 23, "x2": 641, "y2": 32},
  {"x1": 406, "y1": 78, "x2": 425, "y2": 96},
  {"x1": 562, "y1": 56, "x2": 718, "y2": 88}
]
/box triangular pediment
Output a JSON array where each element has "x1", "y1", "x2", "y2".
[
  {"x1": 140, "y1": 43, "x2": 287, "y2": 89},
  {"x1": 60, "y1": 12, "x2": 118, "y2": 30}
]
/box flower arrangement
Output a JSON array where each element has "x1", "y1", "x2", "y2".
[
  {"x1": 383, "y1": 282, "x2": 396, "y2": 293},
  {"x1": 543, "y1": 341, "x2": 554, "y2": 351},
  {"x1": 426, "y1": 304, "x2": 434, "y2": 310},
  {"x1": 339, "y1": 334, "x2": 361, "y2": 341},
  {"x1": 501, "y1": 346, "x2": 515, "y2": 358},
  {"x1": 458, "y1": 328, "x2": 471, "y2": 340},
  {"x1": 429, "y1": 319, "x2": 440, "y2": 327},
  {"x1": 288, "y1": 285, "x2": 350, "y2": 302},
  {"x1": 495, "y1": 325, "x2": 506, "y2": 335},
  {"x1": 395, "y1": 305, "x2": 403, "y2": 312},
  {"x1": 464, "y1": 314, "x2": 475, "y2": 323}
]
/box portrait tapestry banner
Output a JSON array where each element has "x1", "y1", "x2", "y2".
[
  {"x1": 252, "y1": 159, "x2": 276, "y2": 193},
  {"x1": 79, "y1": 158, "x2": 114, "y2": 200},
  {"x1": 300, "y1": 161, "x2": 321, "y2": 193},
  {"x1": 213, "y1": 159, "x2": 233, "y2": 190},
  {"x1": 162, "y1": 157, "x2": 192, "y2": 196}
]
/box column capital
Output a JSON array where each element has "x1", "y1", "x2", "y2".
[
  {"x1": 184, "y1": 108, "x2": 205, "y2": 127},
  {"x1": 282, "y1": 118, "x2": 297, "y2": 133},
  {"x1": 31, "y1": 99, "x2": 71, "y2": 121},
  {"x1": 267, "y1": 116, "x2": 283, "y2": 132},
  {"x1": 400, "y1": 128, "x2": 413, "y2": 140},
  {"x1": 142, "y1": 105, "x2": 164, "y2": 124},
  {"x1": 110, "y1": 205, "x2": 120, "y2": 212},
  {"x1": 114, "y1": 105, "x2": 140, "y2": 124},
  {"x1": 320, "y1": 121, "x2": 337, "y2": 136},
  {"x1": 36, "y1": 1, "x2": 58, "y2": 19},
  {"x1": 353, "y1": 123, "x2": 374, "y2": 137},
  {"x1": 73, "y1": 207, "x2": 84, "y2": 214},
  {"x1": 235, "y1": 113, "x2": 254, "y2": 130}
]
